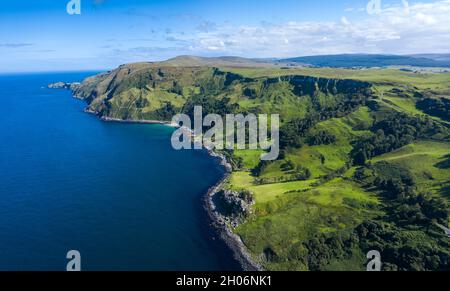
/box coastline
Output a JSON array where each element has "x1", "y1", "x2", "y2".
[
  {"x1": 203, "y1": 150, "x2": 264, "y2": 271},
  {"x1": 100, "y1": 116, "x2": 171, "y2": 125},
  {"x1": 55, "y1": 85, "x2": 262, "y2": 271},
  {"x1": 98, "y1": 114, "x2": 263, "y2": 271},
  {"x1": 84, "y1": 103, "x2": 262, "y2": 271},
  {"x1": 84, "y1": 108, "x2": 175, "y2": 126}
]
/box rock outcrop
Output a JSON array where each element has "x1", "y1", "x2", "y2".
[
  {"x1": 214, "y1": 189, "x2": 254, "y2": 228},
  {"x1": 48, "y1": 82, "x2": 80, "y2": 91}
]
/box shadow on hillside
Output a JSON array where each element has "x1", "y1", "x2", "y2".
[{"x1": 435, "y1": 154, "x2": 450, "y2": 169}]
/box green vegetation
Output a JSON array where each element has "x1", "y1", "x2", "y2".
[
  {"x1": 74, "y1": 58, "x2": 450, "y2": 271},
  {"x1": 417, "y1": 97, "x2": 450, "y2": 122},
  {"x1": 372, "y1": 141, "x2": 450, "y2": 197}
]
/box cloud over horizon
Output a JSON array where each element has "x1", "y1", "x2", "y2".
[
  {"x1": 2, "y1": 0, "x2": 450, "y2": 72},
  {"x1": 156, "y1": 0, "x2": 450, "y2": 58}
]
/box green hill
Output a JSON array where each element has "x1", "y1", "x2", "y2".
[{"x1": 71, "y1": 58, "x2": 450, "y2": 271}]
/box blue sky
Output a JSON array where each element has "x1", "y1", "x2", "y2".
[{"x1": 0, "y1": 0, "x2": 448, "y2": 72}]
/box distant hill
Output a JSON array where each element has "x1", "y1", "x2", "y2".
[
  {"x1": 409, "y1": 54, "x2": 450, "y2": 62},
  {"x1": 158, "y1": 55, "x2": 278, "y2": 68},
  {"x1": 101, "y1": 54, "x2": 450, "y2": 70},
  {"x1": 281, "y1": 54, "x2": 450, "y2": 68}
]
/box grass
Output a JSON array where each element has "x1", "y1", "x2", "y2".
[
  {"x1": 233, "y1": 149, "x2": 265, "y2": 170},
  {"x1": 235, "y1": 177, "x2": 380, "y2": 270},
  {"x1": 223, "y1": 67, "x2": 450, "y2": 93},
  {"x1": 372, "y1": 140, "x2": 450, "y2": 197},
  {"x1": 258, "y1": 107, "x2": 373, "y2": 179},
  {"x1": 223, "y1": 67, "x2": 450, "y2": 270},
  {"x1": 229, "y1": 171, "x2": 316, "y2": 205},
  {"x1": 381, "y1": 96, "x2": 425, "y2": 116},
  {"x1": 302, "y1": 178, "x2": 379, "y2": 208},
  {"x1": 322, "y1": 248, "x2": 366, "y2": 271}
]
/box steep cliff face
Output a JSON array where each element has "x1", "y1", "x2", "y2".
[{"x1": 72, "y1": 63, "x2": 373, "y2": 121}]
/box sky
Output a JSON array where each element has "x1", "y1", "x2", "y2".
[{"x1": 0, "y1": 0, "x2": 449, "y2": 72}]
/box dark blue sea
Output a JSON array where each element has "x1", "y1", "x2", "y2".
[{"x1": 0, "y1": 72, "x2": 240, "y2": 271}]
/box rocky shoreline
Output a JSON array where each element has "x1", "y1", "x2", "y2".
[
  {"x1": 94, "y1": 116, "x2": 263, "y2": 271},
  {"x1": 99, "y1": 116, "x2": 172, "y2": 125},
  {"x1": 204, "y1": 151, "x2": 263, "y2": 271}
]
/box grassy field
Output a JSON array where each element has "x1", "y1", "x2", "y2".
[
  {"x1": 372, "y1": 140, "x2": 450, "y2": 197},
  {"x1": 230, "y1": 171, "x2": 316, "y2": 205},
  {"x1": 234, "y1": 177, "x2": 380, "y2": 270}
]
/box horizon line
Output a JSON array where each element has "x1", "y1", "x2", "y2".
[{"x1": 2, "y1": 52, "x2": 450, "y2": 74}]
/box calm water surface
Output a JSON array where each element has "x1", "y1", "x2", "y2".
[{"x1": 0, "y1": 72, "x2": 240, "y2": 271}]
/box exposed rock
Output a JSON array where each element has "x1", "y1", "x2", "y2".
[
  {"x1": 214, "y1": 189, "x2": 254, "y2": 228},
  {"x1": 48, "y1": 82, "x2": 80, "y2": 90}
]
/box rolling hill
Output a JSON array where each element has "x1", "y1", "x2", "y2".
[
  {"x1": 281, "y1": 54, "x2": 450, "y2": 68},
  {"x1": 62, "y1": 56, "x2": 450, "y2": 271}
]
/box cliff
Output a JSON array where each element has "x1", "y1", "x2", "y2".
[{"x1": 66, "y1": 61, "x2": 372, "y2": 123}]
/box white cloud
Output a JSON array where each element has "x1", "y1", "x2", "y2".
[
  {"x1": 341, "y1": 16, "x2": 351, "y2": 25},
  {"x1": 165, "y1": 0, "x2": 450, "y2": 57}
]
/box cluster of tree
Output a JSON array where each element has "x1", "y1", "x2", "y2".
[
  {"x1": 307, "y1": 130, "x2": 337, "y2": 146},
  {"x1": 197, "y1": 69, "x2": 245, "y2": 96},
  {"x1": 355, "y1": 216, "x2": 450, "y2": 271},
  {"x1": 354, "y1": 162, "x2": 450, "y2": 270},
  {"x1": 354, "y1": 161, "x2": 416, "y2": 200},
  {"x1": 283, "y1": 162, "x2": 450, "y2": 271},
  {"x1": 351, "y1": 114, "x2": 445, "y2": 165},
  {"x1": 312, "y1": 94, "x2": 367, "y2": 120},
  {"x1": 135, "y1": 96, "x2": 150, "y2": 108},
  {"x1": 169, "y1": 81, "x2": 183, "y2": 95},
  {"x1": 280, "y1": 115, "x2": 319, "y2": 148},
  {"x1": 314, "y1": 164, "x2": 351, "y2": 185},
  {"x1": 416, "y1": 97, "x2": 450, "y2": 121},
  {"x1": 298, "y1": 194, "x2": 450, "y2": 271},
  {"x1": 252, "y1": 160, "x2": 272, "y2": 177},
  {"x1": 388, "y1": 193, "x2": 449, "y2": 226},
  {"x1": 280, "y1": 94, "x2": 368, "y2": 150},
  {"x1": 243, "y1": 87, "x2": 258, "y2": 99},
  {"x1": 281, "y1": 160, "x2": 295, "y2": 171},
  {"x1": 301, "y1": 232, "x2": 359, "y2": 271},
  {"x1": 155, "y1": 102, "x2": 177, "y2": 121},
  {"x1": 183, "y1": 95, "x2": 239, "y2": 118}
]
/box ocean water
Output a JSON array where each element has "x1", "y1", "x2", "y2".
[{"x1": 0, "y1": 72, "x2": 240, "y2": 271}]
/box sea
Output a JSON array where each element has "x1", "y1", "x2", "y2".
[{"x1": 0, "y1": 72, "x2": 240, "y2": 271}]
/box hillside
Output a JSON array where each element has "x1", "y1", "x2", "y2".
[
  {"x1": 72, "y1": 63, "x2": 372, "y2": 122},
  {"x1": 67, "y1": 58, "x2": 450, "y2": 271}
]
